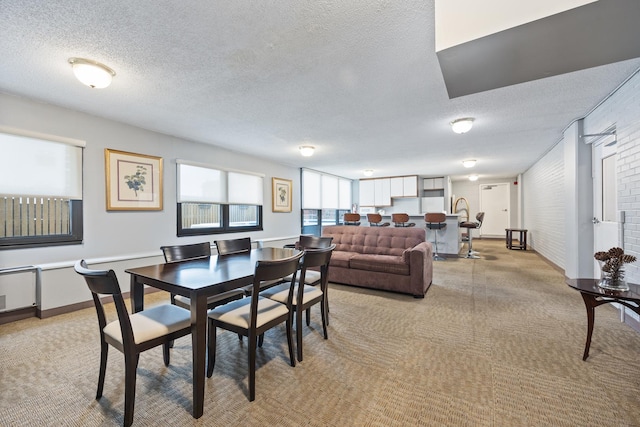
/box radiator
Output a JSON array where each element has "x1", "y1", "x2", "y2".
[{"x1": 0, "y1": 266, "x2": 38, "y2": 312}]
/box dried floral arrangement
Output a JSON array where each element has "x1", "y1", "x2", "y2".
[{"x1": 594, "y1": 247, "x2": 636, "y2": 284}]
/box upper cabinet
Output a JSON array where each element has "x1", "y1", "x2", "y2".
[
  {"x1": 360, "y1": 175, "x2": 418, "y2": 206},
  {"x1": 390, "y1": 176, "x2": 418, "y2": 198},
  {"x1": 359, "y1": 178, "x2": 391, "y2": 206},
  {"x1": 423, "y1": 177, "x2": 445, "y2": 190}
]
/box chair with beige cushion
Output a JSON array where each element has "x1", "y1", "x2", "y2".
[
  {"x1": 367, "y1": 213, "x2": 390, "y2": 227},
  {"x1": 261, "y1": 244, "x2": 335, "y2": 362},
  {"x1": 161, "y1": 242, "x2": 245, "y2": 310},
  {"x1": 392, "y1": 213, "x2": 415, "y2": 227},
  {"x1": 343, "y1": 213, "x2": 361, "y2": 226},
  {"x1": 74, "y1": 260, "x2": 192, "y2": 427},
  {"x1": 206, "y1": 251, "x2": 304, "y2": 401}
]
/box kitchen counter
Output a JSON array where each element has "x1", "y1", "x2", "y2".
[{"x1": 367, "y1": 213, "x2": 462, "y2": 255}]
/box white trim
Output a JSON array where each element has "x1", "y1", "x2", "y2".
[
  {"x1": 37, "y1": 251, "x2": 162, "y2": 271},
  {"x1": 0, "y1": 126, "x2": 86, "y2": 147}
]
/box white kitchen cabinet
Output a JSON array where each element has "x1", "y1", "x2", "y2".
[
  {"x1": 390, "y1": 177, "x2": 404, "y2": 197},
  {"x1": 359, "y1": 179, "x2": 375, "y2": 206},
  {"x1": 374, "y1": 178, "x2": 391, "y2": 206},
  {"x1": 423, "y1": 177, "x2": 445, "y2": 190},
  {"x1": 403, "y1": 176, "x2": 418, "y2": 197}
]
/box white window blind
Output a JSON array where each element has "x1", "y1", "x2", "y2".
[
  {"x1": 0, "y1": 129, "x2": 84, "y2": 199},
  {"x1": 177, "y1": 161, "x2": 263, "y2": 205},
  {"x1": 302, "y1": 169, "x2": 351, "y2": 210},
  {"x1": 228, "y1": 171, "x2": 263, "y2": 205}
]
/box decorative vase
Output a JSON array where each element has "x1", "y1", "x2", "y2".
[{"x1": 598, "y1": 261, "x2": 629, "y2": 291}]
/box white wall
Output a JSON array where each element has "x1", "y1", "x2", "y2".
[
  {"x1": 522, "y1": 141, "x2": 566, "y2": 269},
  {"x1": 0, "y1": 92, "x2": 301, "y2": 311},
  {"x1": 451, "y1": 177, "x2": 518, "y2": 238},
  {"x1": 522, "y1": 68, "x2": 640, "y2": 281}
]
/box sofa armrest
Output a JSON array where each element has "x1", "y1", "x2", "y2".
[{"x1": 408, "y1": 241, "x2": 433, "y2": 297}]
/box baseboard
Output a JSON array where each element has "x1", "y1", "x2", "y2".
[
  {"x1": 32, "y1": 287, "x2": 164, "y2": 320},
  {"x1": 0, "y1": 306, "x2": 38, "y2": 325}
]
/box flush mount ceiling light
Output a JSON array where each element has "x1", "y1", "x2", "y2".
[
  {"x1": 462, "y1": 159, "x2": 477, "y2": 168},
  {"x1": 468, "y1": 174, "x2": 479, "y2": 181},
  {"x1": 363, "y1": 169, "x2": 374, "y2": 177},
  {"x1": 299, "y1": 145, "x2": 315, "y2": 157},
  {"x1": 68, "y1": 57, "x2": 116, "y2": 88},
  {"x1": 450, "y1": 118, "x2": 474, "y2": 134}
]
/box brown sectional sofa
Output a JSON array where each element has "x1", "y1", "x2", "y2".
[{"x1": 321, "y1": 225, "x2": 433, "y2": 298}]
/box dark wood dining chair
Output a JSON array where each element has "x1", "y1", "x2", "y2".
[
  {"x1": 215, "y1": 237, "x2": 252, "y2": 255},
  {"x1": 206, "y1": 251, "x2": 304, "y2": 401},
  {"x1": 261, "y1": 244, "x2": 335, "y2": 361},
  {"x1": 74, "y1": 260, "x2": 192, "y2": 427},
  {"x1": 287, "y1": 235, "x2": 334, "y2": 321},
  {"x1": 160, "y1": 242, "x2": 245, "y2": 310}
]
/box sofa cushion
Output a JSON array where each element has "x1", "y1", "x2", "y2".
[
  {"x1": 349, "y1": 254, "x2": 410, "y2": 275},
  {"x1": 323, "y1": 225, "x2": 425, "y2": 257},
  {"x1": 330, "y1": 250, "x2": 355, "y2": 268}
]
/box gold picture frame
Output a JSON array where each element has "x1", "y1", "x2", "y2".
[
  {"x1": 105, "y1": 149, "x2": 163, "y2": 211},
  {"x1": 272, "y1": 177, "x2": 292, "y2": 212}
]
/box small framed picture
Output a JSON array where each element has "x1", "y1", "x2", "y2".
[
  {"x1": 272, "y1": 177, "x2": 292, "y2": 212},
  {"x1": 105, "y1": 149, "x2": 163, "y2": 211}
]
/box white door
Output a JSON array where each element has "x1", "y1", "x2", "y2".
[
  {"x1": 593, "y1": 134, "x2": 620, "y2": 278},
  {"x1": 479, "y1": 183, "x2": 510, "y2": 237}
]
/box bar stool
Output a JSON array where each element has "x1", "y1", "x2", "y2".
[
  {"x1": 459, "y1": 212, "x2": 484, "y2": 259},
  {"x1": 367, "y1": 213, "x2": 390, "y2": 227},
  {"x1": 425, "y1": 213, "x2": 446, "y2": 261},
  {"x1": 344, "y1": 213, "x2": 361, "y2": 226},
  {"x1": 391, "y1": 213, "x2": 415, "y2": 227}
]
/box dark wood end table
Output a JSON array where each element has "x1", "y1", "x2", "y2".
[
  {"x1": 505, "y1": 228, "x2": 527, "y2": 250},
  {"x1": 566, "y1": 278, "x2": 640, "y2": 360}
]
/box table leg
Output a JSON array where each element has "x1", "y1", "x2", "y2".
[
  {"x1": 130, "y1": 275, "x2": 145, "y2": 313},
  {"x1": 580, "y1": 293, "x2": 597, "y2": 361},
  {"x1": 190, "y1": 295, "x2": 208, "y2": 418}
]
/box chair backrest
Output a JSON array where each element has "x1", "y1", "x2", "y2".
[
  {"x1": 344, "y1": 213, "x2": 361, "y2": 225},
  {"x1": 476, "y1": 212, "x2": 485, "y2": 225},
  {"x1": 298, "y1": 244, "x2": 335, "y2": 291},
  {"x1": 247, "y1": 251, "x2": 304, "y2": 327},
  {"x1": 74, "y1": 260, "x2": 134, "y2": 347},
  {"x1": 160, "y1": 242, "x2": 211, "y2": 263},
  {"x1": 367, "y1": 213, "x2": 382, "y2": 223},
  {"x1": 298, "y1": 235, "x2": 333, "y2": 249},
  {"x1": 215, "y1": 237, "x2": 252, "y2": 255},
  {"x1": 392, "y1": 213, "x2": 409, "y2": 223},
  {"x1": 425, "y1": 212, "x2": 446, "y2": 223}
]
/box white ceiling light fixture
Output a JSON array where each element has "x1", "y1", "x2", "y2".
[
  {"x1": 363, "y1": 169, "x2": 374, "y2": 177},
  {"x1": 462, "y1": 159, "x2": 477, "y2": 168},
  {"x1": 469, "y1": 174, "x2": 479, "y2": 181},
  {"x1": 450, "y1": 118, "x2": 474, "y2": 134},
  {"x1": 68, "y1": 57, "x2": 116, "y2": 88},
  {"x1": 299, "y1": 145, "x2": 315, "y2": 157}
]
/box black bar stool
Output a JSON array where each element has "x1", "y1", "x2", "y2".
[
  {"x1": 425, "y1": 213, "x2": 447, "y2": 261},
  {"x1": 459, "y1": 212, "x2": 484, "y2": 259}
]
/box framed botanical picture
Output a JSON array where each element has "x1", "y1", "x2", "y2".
[
  {"x1": 272, "y1": 177, "x2": 292, "y2": 212},
  {"x1": 105, "y1": 149, "x2": 163, "y2": 211}
]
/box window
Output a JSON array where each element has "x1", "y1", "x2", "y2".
[
  {"x1": 301, "y1": 169, "x2": 352, "y2": 235},
  {"x1": 0, "y1": 128, "x2": 84, "y2": 249},
  {"x1": 177, "y1": 160, "x2": 263, "y2": 236}
]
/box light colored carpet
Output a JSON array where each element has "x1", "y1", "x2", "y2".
[{"x1": 1, "y1": 240, "x2": 640, "y2": 426}]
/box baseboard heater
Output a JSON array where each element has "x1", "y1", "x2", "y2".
[{"x1": 0, "y1": 265, "x2": 38, "y2": 312}]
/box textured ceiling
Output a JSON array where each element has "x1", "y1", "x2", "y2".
[{"x1": 1, "y1": 0, "x2": 639, "y2": 181}]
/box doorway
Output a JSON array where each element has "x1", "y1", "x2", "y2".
[
  {"x1": 592, "y1": 132, "x2": 620, "y2": 278},
  {"x1": 479, "y1": 183, "x2": 510, "y2": 237}
]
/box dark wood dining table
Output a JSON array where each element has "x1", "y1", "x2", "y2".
[{"x1": 125, "y1": 247, "x2": 300, "y2": 419}]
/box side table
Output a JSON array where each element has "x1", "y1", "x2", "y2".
[
  {"x1": 505, "y1": 228, "x2": 527, "y2": 250},
  {"x1": 566, "y1": 278, "x2": 640, "y2": 360}
]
